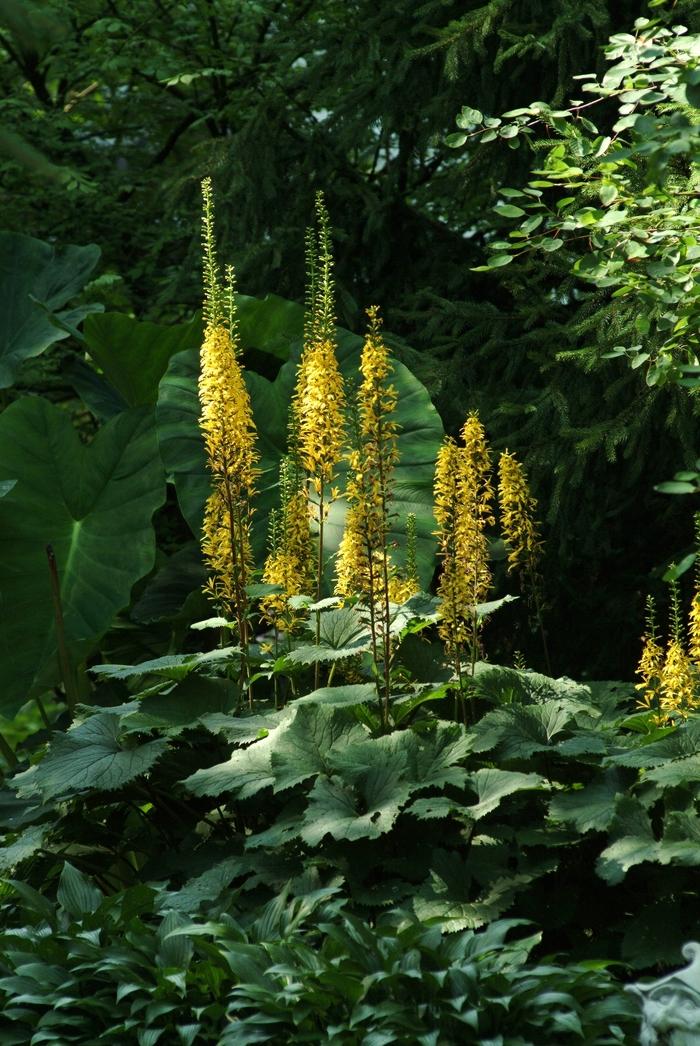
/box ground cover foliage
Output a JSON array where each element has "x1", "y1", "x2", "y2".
[{"x1": 1, "y1": 5, "x2": 700, "y2": 1044}]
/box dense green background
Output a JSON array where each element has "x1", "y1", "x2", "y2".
[{"x1": 2, "y1": 0, "x2": 699, "y2": 677}]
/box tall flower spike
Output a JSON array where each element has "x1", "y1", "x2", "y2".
[
  {"x1": 335, "y1": 308, "x2": 399, "y2": 595},
  {"x1": 635, "y1": 595, "x2": 664, "y2": 721},
  {"x1": 434, "y1": 413, "x2": 493, "y2": 660},
  {"x1": 689, "y1": 512, "x2": 700, "y2": 664},
  {"x1": 498, "y1": 450, "x2": 543, "y2": 577},
  {"x1": 260, "y1": 457, "x2": 314, "y2": 630},
  {"x1": 198, "y1": 180, "x2": 259, "y2": 641},
  {"x1": 660, "y1": 640, "x2": 695, "y2": 719}
]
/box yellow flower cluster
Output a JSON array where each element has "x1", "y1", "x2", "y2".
[
  {"x1": 335, "y1": 308, "x2": 401, "y2": 602},
  {"x1": 201, "y1": 487, "x2": 254, "y2": 612},
  {"x1": 498, "y1": 450, "x2": 543, "y2": 576},
  {"x1": 335, "y1": 504, "x2": 371, "y2": 599},
  {"x1": 199, "y1": 324, "x2": 258, "y2": 487},
  {"x1": 660, "y1": 640, "x2": 695, "y2": 718},
  {"x1": 690, "y1": 592, "x2": 700, "y2": 663},
  {"x1": 261, "y1": 475, "x2": 313, "y2": 630},
  {"x1": 294, "y1": 338, "x2": 346, "y2": 485},
  {"x1": 637, "y1": 589, "x2": 700, "y2": 723},
  {"x1": 199, "y1": 323, "x2": 259, "y2": 618},
  {"x1": 434, "y1": 413, "x2": 494, "y2": 654},
  {"x1": 635, "y1": 629, "x2": 665, "y2": 723}
]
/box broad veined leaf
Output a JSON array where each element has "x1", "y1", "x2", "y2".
[
  {"x1": 130, "y1": 542, "x2": 207, "y2": 624},
  {"x1": 549, "y1": 773, "x2": 623, "y2": 833},
  {"x1": 0, "y1": 231, "x2": 100, "y2": 388},
  {"x1": 596, "y1": 797, "x2": 659, "y2": 884},
  {"x1": 472, "y1": 662, "x2": 595, "y2": 709},
  {"x1": 90, "y1": 647, "x2": 238, "y2": 683},
  {"x1": 470, "y1": 701, "x2": 580, "y2": 760},
  {"x1": 155, "y1": 295, "x2": 444, "y2": 585},
  {"x1": 464, "y1": 768, "x2": 548, "y2": 820},
  {"x1": 13, "y1": 713, "x2": 168, "y2": 800},
  {"x1": 606, "y1": 720, "x2": 700, "y2": 769},
  {"x1": 301, "y1": 767, "x2": 413, "y2": 843},
  {"x1": 183, "y1": 728, "x2": 278, "y2": 799},
  {"x1": 83, "y1": 312, "x2": 202, "y2": 406},
  {"x1": 0, "y1": 824, "x2": 47, "y2": 874},
  {"x1": 0, "y1": 400, "x2": 166, "y2": 717},
  {"x1": 121, "y1": 676, "x2": 236, "y2": 736},
  {"x1": 270, "y1": 704, "x2": 367, "y2": 793},
  {"x1": 285, "y1": 607, "x2": 373, "y2": 664},
  {"x1": 57, "y1": 861, "x2": 102, "y2": 917},
  {"x1": 294, "y1": 683, "x2": 379, "y2": 707}
]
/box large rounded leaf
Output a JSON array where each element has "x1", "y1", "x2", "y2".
[
  {"x1": 0, "y1": 400, "x2": 166, "y2": 717},
  {"x1": 83, "y1": 312, "x2": 203, "y2": 406},
  {"x1": 0, "y1": 232, "x2": 100, "y2": 388},
  {"x1": 156, "y1": 300, "x2": 443, "y2": 587}
]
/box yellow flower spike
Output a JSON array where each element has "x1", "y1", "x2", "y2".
[
  {"x1": 197, "y1": 180, "x2": 259, "y2": 667},
  {"x1": 689, "y1": 592, "x2": 700, "y2": 665},
  {"x1": 199, "y1": 324, "x2": 258, "y2": 491},
  {"x1": 660, "y1": 639, "x2": 696, "y2": 719},
  {"x1": 294, "y1": 338, "x2": 346, "y2": 483},
  {"x1": 498, "y1": 450, "x2": 543, "y2": 576},
  {"x1": 635, "y1": 611, "x2": 665, "y2": 722},
  {"x1": 260, "y1": 460, "x2": 314, "y2": 631},
  {"x1": 434, "y1": 414, "x2": 495, "y2": 711},
  {"x1": 335, "y1": 505, "x2": 371, "y2": 599}
]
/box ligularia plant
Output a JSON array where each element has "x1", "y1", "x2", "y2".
[
  {"x1": 199, "y1": 178, "x2": 259, "y2": 688},
  {"x1": 197, "y1": 180, "x2": 555, "y2": 717}
]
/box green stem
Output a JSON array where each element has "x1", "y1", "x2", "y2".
[
  {"x1": 0, "y1": 731, "x2": 17, "y2": 769},
  {"x1": 46, "y1": 544, "x2": 79, "y2": 715},
  {"x1": 529, "y1": 566, "x2": 552, "y2": 676},
  {"x1": 314, "y1": 478, "x2": 325, "y2": 691},
  {"x1": 36, "y1": 696, "x2": 51, "y2": 730}
]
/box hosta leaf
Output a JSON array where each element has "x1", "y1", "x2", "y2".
[
  {"x1": 0, "y1": 231, "x2": 100, "y2": 388},
  {"x1": 465, "y1": 769, "x2": 547, "y2": 819},
  {"x1": 0, "y1": 400, "x2": 165, "y2": 717},
  {"x1": 13, "y1": 713, "x2": 168, "y2": 800},
  {"x1": 57, "y1": 862, "x2": 102, "y2": 917}
]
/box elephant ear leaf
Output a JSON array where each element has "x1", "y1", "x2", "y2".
[
  {"x1": 0, "y1": 398, "x2": 165, "y2": 718},
  {"x1": 0, "y1": 231, "x2": 100, "y2": 388}
]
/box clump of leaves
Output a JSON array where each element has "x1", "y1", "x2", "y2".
[{"x1": 0, "y1": 862, "x2": 638, "y2": 1045}]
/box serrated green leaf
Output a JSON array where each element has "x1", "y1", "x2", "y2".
[
  {"x1": 14, "y1": 713, "x2": 168, "y2": 800},
  {"x1": 465, "y1": 769, "x2": 547, "y2": 819},
  {"x1": 549, "y1": 775, "x2": 621, "y2": 833},
  {"x1": 301, "y1": 769, "x2": 411, "y2": 844},
  {"x1": 0, "y1": 824, "x2": 47, "y2": 874},
  {"x1": 270, "y1": 704, "x2": 367, "y2": 793}
]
